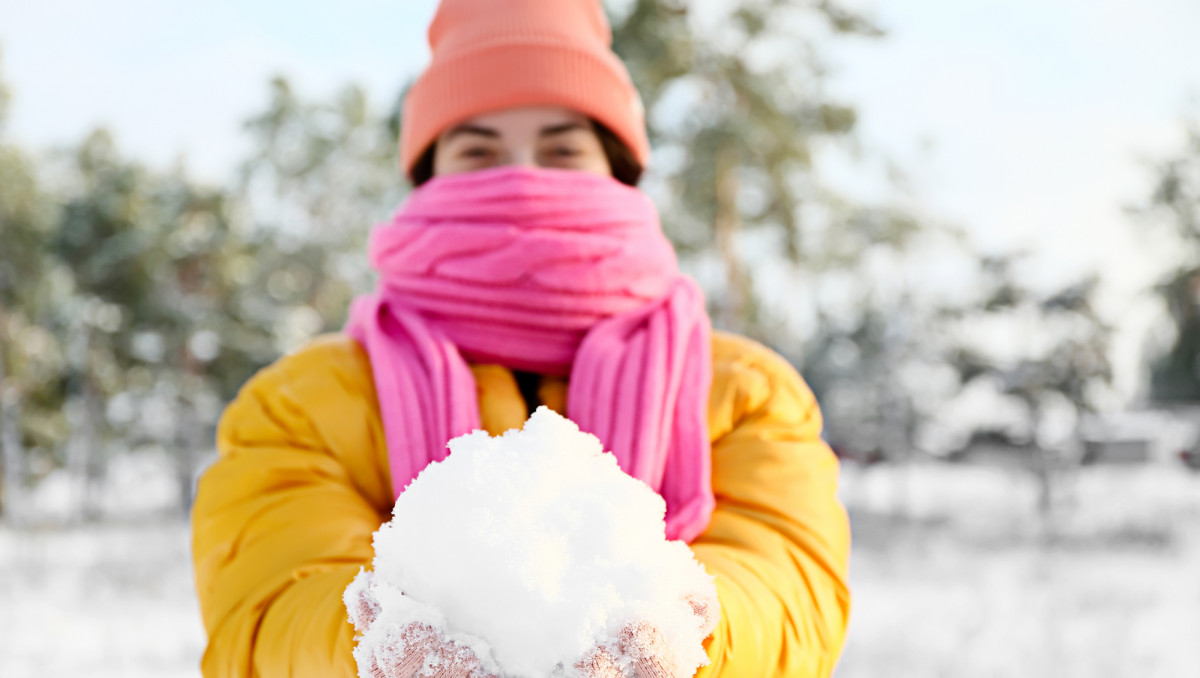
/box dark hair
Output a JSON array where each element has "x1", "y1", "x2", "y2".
[{"x1": 408, "y1": 119, "x2": 644, "y2": 188}]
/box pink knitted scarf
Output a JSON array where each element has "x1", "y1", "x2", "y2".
[{"x1": 345, "y1": 166, "x2": 714, "y2": 542}]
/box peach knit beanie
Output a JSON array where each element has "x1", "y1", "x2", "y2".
[{"x1": 399, "y1": 0, "x2": 650, "y2": 177}]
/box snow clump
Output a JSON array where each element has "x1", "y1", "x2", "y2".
[{"x1": 350, "y1": 407, "x2": 717, "y2": 677}]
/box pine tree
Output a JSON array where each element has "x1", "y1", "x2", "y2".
[
  {"x1": 0, "y1": 53, "x2": 54, "y2": 521},
  {"x1": 1133, "y1": 121, "x2": 1200, "y2": 402},
  {"x1": 610, "y1": 1, "x2": 939, "y2": 459},
  {"x1": 611, "y1": 0, "x2": 919, "y2": 337}
]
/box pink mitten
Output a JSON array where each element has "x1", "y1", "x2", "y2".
[
  {"x1": 346, "y1": 571, "x2": 498, "y2": 678},
  {"x1": 348, "y1": 571, "x2": 718, "y2": 678},
  {"x1": 574, "y1": 594, "x2": 720, "y2": 678}
]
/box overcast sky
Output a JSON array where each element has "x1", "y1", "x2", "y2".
[{"x1": 2, "y1": 0, "x2": 1198, "y2": 402}]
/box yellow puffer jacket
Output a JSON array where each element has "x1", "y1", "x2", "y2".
[{"x1": 191, "y1": 331, "x2": 851, "y2": 677}]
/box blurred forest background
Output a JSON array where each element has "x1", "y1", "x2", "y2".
[{"x1": 1, "y1": 1, "x2": 1199, "y2": 677}]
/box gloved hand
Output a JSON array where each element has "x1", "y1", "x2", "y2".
[
  {"x1": 347, "y1": 571, "x2": 718, "y2": 678},
  {"x1": 574, "y1": 595, "x2": 718, "y2": 678},
  {"x1": 347, "y1": 571, "x2": 499, "y2": 678}
]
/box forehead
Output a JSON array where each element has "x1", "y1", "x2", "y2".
[{"x1": 449, "y1": 105, "x2": 591, "y2": 136}]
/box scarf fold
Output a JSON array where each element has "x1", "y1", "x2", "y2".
[{"x1": 345, "y1": 166, "x2": 714, "y2": 542}]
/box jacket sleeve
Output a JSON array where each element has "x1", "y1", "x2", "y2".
[
  {"x1": 691, "y1": 335, "x2": 852, "y2": 677},
  {"x1": 191, "y1": 337, "x2": 392, "y2": 678}
]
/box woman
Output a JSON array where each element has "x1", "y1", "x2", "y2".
[{"x1": 191, "y1": 1, "x2": 851, "y2": 677}]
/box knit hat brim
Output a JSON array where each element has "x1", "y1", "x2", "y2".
[{"x1": 400, "y1": 41, "x2": 650, "y2": 177}]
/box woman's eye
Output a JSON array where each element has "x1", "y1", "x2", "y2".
[
  {"x1": 461, "y1": 147, "x2": 492, "y2": 159},
  {"x1": 550, "y1": 147, "x2": 581, "y2": 158}
]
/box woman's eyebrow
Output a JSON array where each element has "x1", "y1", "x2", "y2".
[
  {"x1": 444, "y1": 124, "x2": 500, "y2": 140},
  {"x1": 539, "y1": 122, "x2": 588, "y2": 137}
]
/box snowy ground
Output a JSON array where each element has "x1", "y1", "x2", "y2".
[
  {"x1": 0, "y1": 521, "x2": 205, "y2": 678},
  {"x1": 836, "y1": 463, "x2": 1200, "y2": 677},
  {"x1": 1, "y1": 461, "x2": 1197, "y2": 678}
]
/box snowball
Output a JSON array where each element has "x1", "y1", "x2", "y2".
[{"x1": 352, "y1": 407, "x2": 717, "y2": 678}]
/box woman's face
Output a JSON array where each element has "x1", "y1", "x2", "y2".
[{"x1": 432, "y1": 106, "x2": 613, "y2": 178}]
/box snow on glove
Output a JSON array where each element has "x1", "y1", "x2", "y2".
[
  {"x1": 349, "y1": 569, "x2": 717, "y2": 678},
  {"x1": 574, "y1": 594, "x2": 719, "y2": 678},
  {"x1": 346, "y1": 570, "x2": 499, "y2": 678}
]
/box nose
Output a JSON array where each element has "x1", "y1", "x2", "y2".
[
  {"x1": 504, "y1": 150, "x2": 537, "y2": 169},
  {"x1": 503, "y1": 147, "x2": 539, "y2": 169}
]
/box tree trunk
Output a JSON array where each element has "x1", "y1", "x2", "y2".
[
  {"x1": 1028, "y1": 405, "x2": 1058, "y2": 528},
  {"x1": 66, "y1": 321, "x2": 103, "y2": 523},
  {"x1": 713, "y1": 142, "x2": 751, "y2": 333},
  {"x1": 175, "y1": 392, "x2": 203, "y2": 515},
  {"x1": 82, "y1": 370, "x2": 106, "y2": 522},
  {"x1": 0, "y1": 355, "x2": 26, "y2": 525},
  {"x1": 175, "y1": 342, "x2": 207, "y2": 515}
]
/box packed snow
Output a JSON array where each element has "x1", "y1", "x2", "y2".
[{"x1": 346, "y1": 407, "x2": 717, "y2": 678}]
